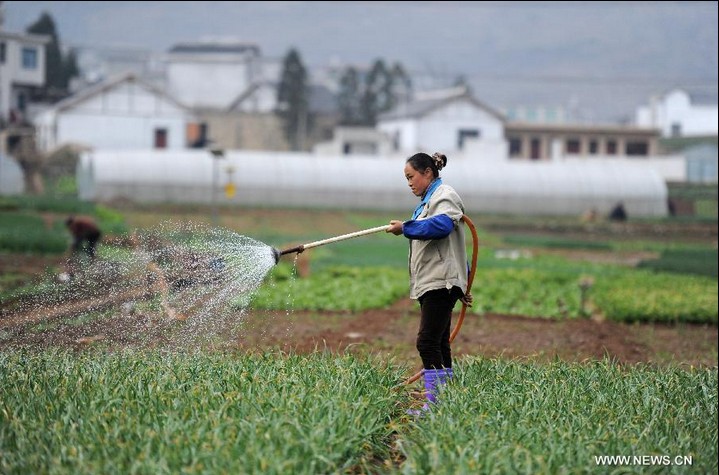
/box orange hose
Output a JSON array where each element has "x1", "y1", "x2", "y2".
[{"x1": 403, "y1": 214, "x2": 479, "y2": 385}]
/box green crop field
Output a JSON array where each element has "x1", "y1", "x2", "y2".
[
  {"x1": 1, "y1": 197, "x2": 717, "y2": 473},
  {"x1": 397, "y1": 357, "x2": 718, "y2": 475},
  {"x1": 1, "y1": 350, "x2": 716, "y2": 474},
  {"x1": 2, "y1": 200, "x2": 717, "y2": 325}
]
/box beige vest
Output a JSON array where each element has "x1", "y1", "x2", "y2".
[{"x1": 408, "y1": 184, "x2": 468, "y2": 300}]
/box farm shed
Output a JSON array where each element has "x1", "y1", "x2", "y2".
[{"x1": 77, "y1": 150, "x2": 669, "y2": 217}]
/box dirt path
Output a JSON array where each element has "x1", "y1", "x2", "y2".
[
  {"x1": 2, "y1": 289, "x2": 717, "y2": 368},
  {"x1": 0, "y1": 287, "x2": 152, "y2": 330},
  {"x1": 235, "y1": 298, "x2": 717, "y2": 368}
]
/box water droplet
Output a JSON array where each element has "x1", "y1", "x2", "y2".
[{"x1": 6, "y1": 220, "x2": 279, "y2": 350}]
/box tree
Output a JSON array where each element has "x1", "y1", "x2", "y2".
[
  {"x1": 62, "y1": 49, "x2": 80, "y2": 89},
  {"x1": 453, "y1": 74, "x2": 468, "y2": 88},
  {"x1": 276, "y1": 48, "x2": 310, "y2": 151},
  {"x1": 337, "y1": 67, "x2": 362, "y2": 126},
  {"x1": 26, "y1": 12, "x2": 78, "y2": 101},
  {"x1": 337, "y1": 58, "x2": 412, "y2": 127},
  {"x1": 7, "y1": 126, "x2": 46, "y2": 195},
  {"x1": 390, "y1": 62, "x2": 412, "y2": 106},
  {"x1": 359, "y1": 59, "x2": 388, "y2": 126}
]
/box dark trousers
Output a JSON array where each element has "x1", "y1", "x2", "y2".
[{"x1": 417, "y1": 286, "x2": 463, "y2": 370}]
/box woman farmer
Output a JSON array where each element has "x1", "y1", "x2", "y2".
[{"x1": 387, "y1": 152, "x2": 472, "y2": 412}]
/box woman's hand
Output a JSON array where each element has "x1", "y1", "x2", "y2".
[
  {"x1": 387, "y1": 220, "x2": 404, "y2": 235},
  {"x1": 460, "y1": 292, "x2": 473, "y2": 307}
]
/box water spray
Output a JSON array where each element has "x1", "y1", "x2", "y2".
[{"x1": 271, "y1": 225, "x2": 391, "y2": 263}]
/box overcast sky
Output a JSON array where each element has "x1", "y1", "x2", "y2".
[{"x1": 3, "y1": 1, "x2": 717, "y2": 121}]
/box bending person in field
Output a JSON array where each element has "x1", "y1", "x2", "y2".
[
  {"x1": 386, "y1": 152, "x2": 472, "y2": 414},
  {"x1": 64, "y1": 215, "x2": 102, "y2": 278}
]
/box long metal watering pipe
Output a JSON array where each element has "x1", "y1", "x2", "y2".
[
  {"x1": 271, "y1": 216, "x2": 479, "y2": 386},
  {"x1": 272, "y1": 224, "x2": 391, "y2": 262}
]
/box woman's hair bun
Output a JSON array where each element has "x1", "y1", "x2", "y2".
[{"x1": 432, "y1": 152, "x2": 447, "y2": 171}]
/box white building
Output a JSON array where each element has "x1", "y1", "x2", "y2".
[
  {"x1": 501, "y1": 104, "x2": 568, "y2": 124},
  {"x1": 227, "y1": 80, "x2": 278, "y2": 114},
  {"x1": 684, "y1": 144, "x2": 718, "y2": 184},
  {"x1": 165, "y1": 41, "x2": 263, "y2": 110},
  {"x1": 377, "y1": 85, "x2": 507, "y2": 156},
  {"x1": 313, "y1": 126, "x2": 395, "y2": 156},
  {"x1": 33, "y1": 72, "x2": 198, "y2": 152},
  {"x1": 635, "y1": 89, "x2": 719, "y2": 138},
  {"x1": 0, "y1": 29, "x2": 49, "y2": 125},
  {"x1": 70, "y1": 44, "x2": 165, "y2": 91}
]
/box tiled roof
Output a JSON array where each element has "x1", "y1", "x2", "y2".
[{"x1": 378, "y1": 86, "x2": 505, "y2": 122}]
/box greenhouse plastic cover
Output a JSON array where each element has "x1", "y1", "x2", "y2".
[
  {"x1": 0, "y1": 154, "x2": 25, "y2": 196},
  {"x1": 77, "y1": 149, "x2": 668, "y2": 217}
]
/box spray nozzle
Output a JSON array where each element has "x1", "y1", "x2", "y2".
[{"x1": 271, "y1": 245, "x2": 305, "y2": 264}]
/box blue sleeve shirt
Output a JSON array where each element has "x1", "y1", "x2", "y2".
[{"x1": 403, "y1": 214, "x2": 454, "y2": 240}]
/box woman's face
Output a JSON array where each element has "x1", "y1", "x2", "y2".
[{"x1": 404, "y1": 163, "x2": 434, "y2": 197}]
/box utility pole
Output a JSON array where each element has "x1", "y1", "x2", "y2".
[
  {"x1": 209, "y1": 148, "x2": 224, "y2": 226},
  {"x1": 297, "y1": 101, "x2": 307, "y2": 151}
]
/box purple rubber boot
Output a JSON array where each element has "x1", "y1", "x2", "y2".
[{"x1": 408, "y1": 368, "x2": 452, "y2": 415}]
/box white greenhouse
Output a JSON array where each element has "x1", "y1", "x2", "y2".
[
  {"x1": 77, "y1": 150, "x2": 669, "y2": 217},
  {"x1": 0, "y1": 154, "x2": 25, "y2": 195}
]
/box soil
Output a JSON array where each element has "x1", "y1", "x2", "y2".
[
  {"x1": 3, "y1": 298, "x2": 717, "y2": 370},
  {"x1": 238, "y1": 300, "x2": 718, "y2": 369}
]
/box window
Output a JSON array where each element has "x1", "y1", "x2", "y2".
[
  {"x1": 21, "y1": 47, "x2": 38, "y2": 69},
  {"x1": 198, "y1": 123, "x2": 208, "y2": 147},
  {"x1": 589, "y1": 140, "x2": 598, "y2": 154},
  {"x1": 625, "y1": 141, "x2": 648, "y2": 156},
  {"x1": 457, "y1": 129, "x2": 480, "y2": 149},
  {"x1": 343, "y1": 141, "x2": 377, "y2": 155},
  {"x1": 508, "y1": 136, "x2": 522, "y2": 157},
  {"x1": 566, "y1": 138, "x2": 581, "y2": 154},
  {"x1": 606, "y1": 139, "x2": 617, "y2": 155},
  {"x1": 154, "y1": 128, "x2": 168, "y2": 149},
  {"x1": 671, "y1": 123, "x2": 682, "y2": 137},
  {"x1": 0, "y1": 42, "x2": 6, "y2": 64},
  {"x1": 17, "y1": 93, "x2": 26, "y2": 112},
  {"x1": 530, "y1": 137, "x2": 541, "y2": 160},
  {"x1": 186, "y1": 123, "x2": 208, "y2": 148}
]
